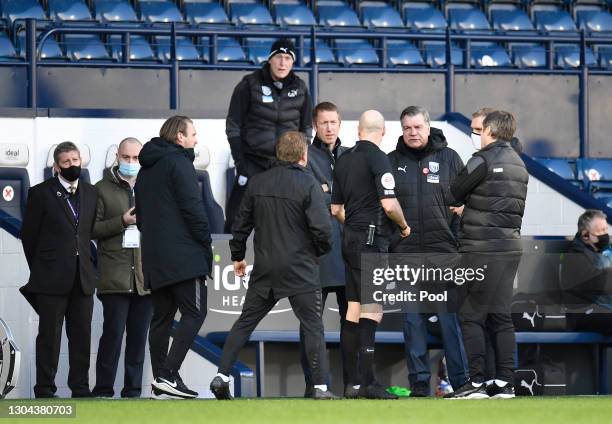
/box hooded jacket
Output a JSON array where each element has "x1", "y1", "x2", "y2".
[
  {"x1": 135, "y1": 138, "x2": 212, "y2": 290},
  {"x1": 93, "y1": 166, "x2": 148, "y2": 295},
  {"x1": 230, "y1": 163, "x2": 332, "y2": 299},
  {"x1": 387, "y1": 128, "x2": 464, "y2": 253}
]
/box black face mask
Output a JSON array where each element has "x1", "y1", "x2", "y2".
[
  {"x1": 595, "y1": 233, "x2": 610, "y2": 251},
  {"x1": 58, "y1": 165, "x2": 81, "y2": 182}
]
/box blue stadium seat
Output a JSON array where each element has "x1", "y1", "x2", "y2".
[
  {"x1": 387, "y1": 39, "x2": 423, "y2": 66},
  {"x1": 244, "y1": 37, "x2": 274, "y2": 65},
  {"x1": 555, "y1": 43, "x2": 597, "y2": 68},
  {"x1": 574, "y1": 7, "x2": 612, "y2": 33},
  {"x1": 109, "y1": 34, "x2": 156, "y2": 61},
  {"x1": 402, "y1": 2, "x2": 447, "y2": 31},
  {"x1": 489, "y1": 3, "x2": 535, "y2": 31},
  {"x1": 200, "y1": 36, "x2": 247, "y2": 63},
  {"x1": 580, "y1": 159, "x2": 612, "y2": 184},
  {"x1": 93, "y1": 0, "x2": 140, "y2": 23},
  {"x1": 360, "y1": 1, "x2": 404, "y2": 29},
  {"x1": 532, "y1": 4, "x2": 577, "y2": 32},
  {"x1": 17, "y1": 32, "x2": 65, "y2": 60},
  {"x1": 334, "y1": 38, "x2": 379, "y2": 65},
  {"x1": 317, "y1": 0, "x2": 362, "y2": 27},
  {"x1": 423, "y1": 40, "x2": 463, "y2": 67},
  {"x1": 509, "y1": 42, "x2": 547, "y2": 67},
  {"x1": 139, "y1": 0, "x2": 184, "y2": 24},
  {"x1": 596, "y1": 45, "x2": 612, "y2": 69},
  {"x1": 0, "y1": 31, "x2": 19, "y2": 60},
  {"x1": 64, "y1": 34, "x2": 110, "y2": 61},
  {"x1": 0, "y1": 0, "x2": 47, "y2": 24},
  {"x1": 48, "y1": 0, "x2": 94, "y2": 22},
  {"x1": 536, "y1": 158, "x2": 577, "y2": 180},
  {"x1": 155, "y1": 35, "x2": 200, "y2": 62},
  {"x1": 273, "y1": 1, "x2": 317, "y2": 26},
  {"x1": 184, "y1": 0, "x2": 230, "y2": 26},
  {"x1": 229, "y1": 0, "x2": 274, "y2": 25},
  {"x1": 447, "y1": 3, "x2": 491, "y2": 32},
  {"x1": 302, "y1": 38, "x2": 337, "y2": 64},
  {"x1": 470, "y1": 41, "x2": 512, "y2": 67}
]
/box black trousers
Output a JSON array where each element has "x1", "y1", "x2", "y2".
[
  {"x1": 219, "y1": 289, "x2": 327, "y2": 385},
  {"x1": 299, "y1": 286, "x2": 348, "y2": 387},
  {"x1": 458, "y1": 253, "x2": 521, "y2": 384},
  {"x1": 34, "y1": 272, "x2": 94, "y2": 397},
  {"x1": 93, "y1": 293, "x2": 153, "y2": 397},
  {"x1": 149, "y1": 278, "x2": 207, "y2": 378}
]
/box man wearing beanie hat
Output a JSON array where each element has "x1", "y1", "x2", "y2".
[{"x1": 225, "y1": 38, "x2": 312, "y2": 231}]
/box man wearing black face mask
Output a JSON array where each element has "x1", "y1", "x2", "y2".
[
  {"x1": 20, "y1": 141, "x2": 99, "y2": 398},
  {"x1": 561, "y1": 209, "x2": 612, "y2": 334},
  {"x1": 135, "y1": 115, "x2": 212, "y2": 399}
]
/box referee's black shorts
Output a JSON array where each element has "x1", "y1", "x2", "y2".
[{"x1": 342, "y1": 226, "x2": 389, "y2": 303}]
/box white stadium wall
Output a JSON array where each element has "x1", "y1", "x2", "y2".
[{"x1": 0, "y1": 117, "x2": 598, "y2": 398}]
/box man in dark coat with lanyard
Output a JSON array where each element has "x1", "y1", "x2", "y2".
[
  {"x1": 136, "y1": 116, "x2": 213, "y2": 399},
  {"x1": 446, "y1": 110, "x2": 528, "y2": 399},
  {"x1": 20, "y1": 141, "x2": 98, "y2": 398},
  {"x1": 388, "y1": 106, "x2": 468, "y2": 396},
  {"x1": 224, "y1": 39, "x2": 312, "y2": 231},
  {"x1": 210, "y1": 131, "x2": 338, "y2": 400},
  {"x1": 302, "y1": 101, "x2": 348, "y2": 397}
]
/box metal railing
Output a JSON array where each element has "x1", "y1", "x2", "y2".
[{"x1": 5, "y1": 19, "x2": 612, "y2": 157}]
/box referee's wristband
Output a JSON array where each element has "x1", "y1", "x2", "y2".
[{"x1": 400, "y1": 225, "x2": 408, "y2": 232}]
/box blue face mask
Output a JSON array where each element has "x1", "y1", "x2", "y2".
[{"x1": 119, "y1": 161, "x2": 140, "y2": 177}]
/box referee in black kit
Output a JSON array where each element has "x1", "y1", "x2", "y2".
[{"x1": 331, "y1": 110, "x2": 410, "y2": 399}]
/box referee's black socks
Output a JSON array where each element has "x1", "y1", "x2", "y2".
[
  {"x1": 341, "y1": 320, "x2": 360, "y2": 386},
  {"x1": 359, "y1": 318, "x2": 378, "y2": 387}
]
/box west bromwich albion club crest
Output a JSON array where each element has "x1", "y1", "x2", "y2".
[
  {"x1": 429, "y1": 161, "x2": 439, "y2": 173},
  {"x1": 262, "y1": 85, "x2": 272, "y2": 96}
]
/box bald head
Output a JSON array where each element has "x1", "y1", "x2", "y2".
[
  {"x1": 358, "y1": 110, "x2": 385, "y2": 145},
  {"x1": 118, "y1": 137, "x2": 142, "y2": 153}
]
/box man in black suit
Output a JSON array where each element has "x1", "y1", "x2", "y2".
[{"x1": 20, "y1": 141, "x2": 98, "y2": 398}]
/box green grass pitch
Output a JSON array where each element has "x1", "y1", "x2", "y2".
[{"x1": 2, "y1": 397, "x2": 612, "y2": 424}]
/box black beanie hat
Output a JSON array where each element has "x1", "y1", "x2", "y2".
[{"x1": 268, "y1": 39, "x2": 296, "y2": 61}]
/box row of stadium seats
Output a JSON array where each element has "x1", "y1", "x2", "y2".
[
  {"x1": 0, "y1": 142, "x2": 225, "y2": 233},
  {"x1": 537, "y1": 157, "x2": 612, "y2": 207},
  {"x1": 1, "y1": 30, "x2": 610, "y2": 68},
  {"x1": 0, "y1": 0, "x2": 610, "y2": 33}
]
